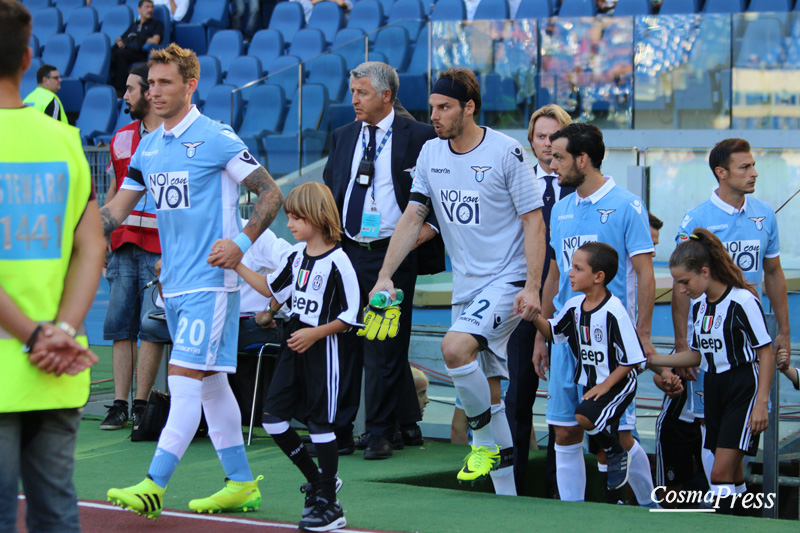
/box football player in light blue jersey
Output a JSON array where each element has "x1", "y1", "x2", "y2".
[
  {"x1": 100, "y1": 44, "x2": 284, "y2": 520},
  {"x1": 671, "y1": 138, "x2": 791, "y2": 493},
  {"x1": 532, "y1": 123, "x2": 657, "y2": 506}
]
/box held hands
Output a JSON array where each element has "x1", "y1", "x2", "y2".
[
  {"x1": 357, "y1": 305, "x2": 401, "y2": 341},
  {"x1": 660, "y1": 368, "x2": 684, "y2": 398},
  {"x1": 208, "y1": 238, "x2": 244, "y2": 269},
  {"x1": 27, "y1": 324, "x2": 99, "y2": 377},
  {"x1": 513, "y1": 287, "x2": 541, "y2": 322}
]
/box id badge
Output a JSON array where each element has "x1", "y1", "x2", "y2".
[{"x1": 360, "y1": 210, "x2": 381, "y2": 238}]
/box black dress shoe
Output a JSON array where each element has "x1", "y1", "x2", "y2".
[
  {"x1": 354, "y1": 432, "x2": 371, "y2": 450},
  {"x1": 392, "y1": 430, "x2": 405, "y2": 450},
  {"x1": 401, "y1": 426, "x2": 424, "y2": 446},
  {"x1": 363, "y1": 435, "x2": 393, "y2": 460}
]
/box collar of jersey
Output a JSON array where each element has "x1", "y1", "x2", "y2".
[
  {"x1": 362, "y1": 107, "x2": 394, "y2": 135},
  {"x1": 710, "y1": 189, "x2": 748, "y2": 215},
  {"x1": 575, "y1": 176, "x2": 615, "y2": 205},
  {"x1": 161, "y1": 105, "x2": 201, "y2": 138}
]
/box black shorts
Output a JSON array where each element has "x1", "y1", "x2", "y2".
[
  {"x1": 263, "y1": 318, "x2": 357, "y2": 433},
  {"x1": 656, "y1": 407, "x2": 702, "y2": 487},
  {"x1": 574, "y1": 376, "x2": 636, "y2": 435},
  {"x1": 703, "y1": 362, "x2": 760, "y2": 456}
]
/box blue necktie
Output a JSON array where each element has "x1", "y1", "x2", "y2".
[
  {"x1": 345, "y1": 125, "x2": 377, "y2": 237},
  {"x1": 542, "y1": 175, "x2": 556, "y2": 224}
]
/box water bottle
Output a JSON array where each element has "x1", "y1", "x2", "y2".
[{"x1": 370, "y1": 289, "x2": 404, "y2": 309}]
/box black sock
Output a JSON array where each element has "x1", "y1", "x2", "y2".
[
  {"x1": 314, "y1": 440, "x2": 339, "y2": 501},
  {"x1": 132, "y1": 399, "x2": 147, "y2": 408},
  {"x1": 113, "y1": 399, "x2": 128, "y2": 408},
  {"x1": 599, "y1": 471, "x2": 624, "y2": 503},
  {"x1": 272, "y1": 428, "x2": 320, "y2": 484}
]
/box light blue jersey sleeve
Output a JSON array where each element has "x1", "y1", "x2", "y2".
[{"x1": 765, "y1": 209, "x2": 780, "y2": 258}]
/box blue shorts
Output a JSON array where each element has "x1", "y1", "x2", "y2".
[
  {"x1": 545, "y1": 343, "x2": 582, "y2": 426},
  {"x1": 690, "y1": 369, "x2": 705, "y2": 418},
  {"x1": 103, "y1": 243, "x2": 161, "y2": 342},
  {"x1": 164, "y1": 290, "x2": 240, "y2": 373}
]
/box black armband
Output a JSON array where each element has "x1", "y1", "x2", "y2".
[{"x1": 409, "y1": 192, "x2": 432, "y2": 208}]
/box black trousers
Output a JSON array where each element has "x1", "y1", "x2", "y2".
[
  {"x1": 111, "y1": 46, "x2": 147, "y2": 96},
  {"x1": 336, "y1": 239, "x2": 421, "y2": 442}
]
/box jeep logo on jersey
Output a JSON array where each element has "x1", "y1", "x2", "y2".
[
  {"x1": 148, "y1": 171, "x2": 191, "y2": 210},
  {"x1": 580, "y1": 347, "x2": 605, "y2": 365},
  {"x1": 471, "y1": 166, "x2": 491, "y2": 183},
  {"x1": 749, "y1": 216, "x2": 766, "y2": 231},
  {"x1": 293, "y1": 295, "x2": 319, "y2": 314},
  {"x1": 598, "y1": 209, "x2": 616, "y2": 224},
  {"x1": 511, "y1": 147, "x2": 524, "y2": 163},
  {"x1": 440, "y1": 189, "x2": 480, "y2": 225},
  {"x1": 561, "y1": 234, "x2": 597, "y2": 269},
  {"x1": 723, "y1": 240, "x2": 760, "y2": 272},
  {"x1": 181, "y1": 141, "x2": 204, "y2": 158},
  {"x1": 699, "y1": 337, "x2": 723, "y2": 351}
]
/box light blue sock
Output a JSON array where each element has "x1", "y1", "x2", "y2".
[
  {"x1": 148, "y1": 448, "x2": 180, "y2": 488},
  {"x1": 217, "y1": 444, "x2": 253, "y2": 482}
]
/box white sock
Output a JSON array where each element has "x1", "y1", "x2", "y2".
[
  {"x1": 735, "y1": 482, "x2": 746, "y2": 494},
  {"x1": 201, "y1": 372, "x2": 245, "y2": 450},
  {"x1": 447, "y1": 361, "x2": 494, "y2": 447},
  {"x1": 628, "y1": 440, "x2": 657, "y2": 506},
  {"x1": 700, "y1": 424, "x2": 714, "y2": 486},
  {"x1": 489, "y1": 402, "x2": 516, "y2": 496},
  {"x1": 554, "y1": 442, "x2": 585, "y2": 501},
  {"x1": 159, "y1": 375, "x2": 203, "y2": 459}
]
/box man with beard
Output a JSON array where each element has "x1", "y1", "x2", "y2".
[
  {"x1": 371, "y1": 67, "x2": 546, "y2": 495},
  {"x1": 100, "y1": 64, "x2": 165, "y2": 434},
  {"x1": 533, "y1": 123, "x2": 657, "y2": 506}
]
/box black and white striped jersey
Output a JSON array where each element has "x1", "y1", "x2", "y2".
[
  {"x1": 268, "y1": 243, "x2": 361, "y2": 329},
  {"x1": 689, "y1": 286, "x2": 771, "y2": 374},
  {"x1": 549, "y1": 291, "x2": 646, "y2": 388}
]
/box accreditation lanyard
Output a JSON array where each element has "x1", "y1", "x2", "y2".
[{"x1": 362, "y1": 125, "x2": 393, "y2": 210}]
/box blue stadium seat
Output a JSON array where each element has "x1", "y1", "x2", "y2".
[
  {"x1": 173, "y1": 0, "x2": 229, "y2": 57},
  {"x1": 264, "y1": 84, "x2": 329, "y2": 176},
  {"x1": 54, "y1": 0, "x2": 86, "y2": 20},
  {"x1": 238, "y1": 84, "x2": 287, "y2": 162},
  {"x1": 387, "y1": 0, "x2": 425, "y2": 42},
  {"x1": 203, "y1": 84, "x2": 244, "y2": 130},
  {"x1": 225, "y1": 56, "x2": 263, "y2": 93},
  {"x1": 42, "y1": 33, "x2": 75, "y2": 76},
  {"x1": 308, "y1": 2, "x2": 344, "y2": 46},
  {"x1": 33, "y1": 7, "x2": 64, "y2": 44},
  {"x1": 430, "y1": 0, "x2": 465, "y2": 20},
  {"x1": 288, "y1": 28, "x2": 326, "y2": 62},
  {"x1": 267, "y1": 1, "x2": 305, "y2": 48},
  {"x1": 515, "y1": 0, "x2": 554, "y2": 17},
  {"x1": 347, "y1": 0, "x2": 384, "y2": 41},
  {"x1": 90, "y1": 0, "x2": 122, "y2": 24},
  {"x1": 65, "y1": 6, "x2": 99, "y2": 49},
  {"x1": 735, "y1": 18, "x2": 784, "y2": 67},
  {"x1": 100, "y1": 5, "x2": 133, "y2": 42},
  {"x1": 373, "y1": 26, "x2": 410, "y2": 71},
  {"x1": 196, "y1": 55, "x2": 222, "y2": 105},
  {"x1": 207, "y1": 29, "x2": 244, "y2": 75},
  {"x1": 307, "y1": 53, "x2": 348, "y2": 102},
  {"x1": 174, "y1": 23, "x2": 208, "y2": 55},
  {"x1": 473, "y1": 0, "x2": 509, "y2": 19},
  {"x1": 558, "y1": 0, "x2": 597, "y2": 17},
  {"x1": 480, "y1": 72, "x2": 516, "y2": 118},
  {"x1": 612, "y1": 0, "x2": 652, "y2": 15},
  {"x1": 375, "y1": 0, "x2": 396, "y2": 20},
  {"x1": 702, "y1": 0, "x2": 745, "y2": 13},
  {"x1": 152, "y1": 4, "x2": 171, "y2": 45},
  {"x1": 70, "y1": 33, "x2": 110, "y2": 82},
  {"x1": 330, "y1": 28, "x2": 368, "y2": 72},
  {"x1": 29, "y1": 34, "x2": 41, "y2": 57},
  {"x1": 747, "y1": 0, "x2": 791, "y2": 11},
  {"x1": 76, "y1": 84, "x2": 117, "y2": 145},
  {"x1": 658, "y1": 0, "x2": 699, "y2": 14},
  {"x1": 248, "y1": 29, "x2": 284, "y2": 73},
  {"x1": 21, "y1": 58, "x2": 43, "y2": 100},
  {"x1": 186, "y1": 0, "x2": 229, "y2": 29},
  {"x1": 397, "y1": 35, "x2": 429, "y2": 110},
  {"x1": 94, "y1": 98, "x2": 133, "y2": 145},
  {"x1": 24, "y1": 0, "x2": 53, "y2": 12},
  {"x1": 265, "y1": 55, "x2": 301, "y2": 100},
  {"x1": 672, "y1": 69, "x2": 716, "y2": 126}
]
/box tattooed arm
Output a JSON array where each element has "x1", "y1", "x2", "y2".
[
  {"x1": 370, "y1": 200, "x2": 430, "y2": 300},
  {"x1": 208, "y1": 166, "x2": 284, "y2": 269},
  {"x1": 99, "y1": 188, "x2": 146, "y2": 237}
]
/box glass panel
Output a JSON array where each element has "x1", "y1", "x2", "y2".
[
  {"x1": 634, "y1": 14, "x2": 732, "y2": 129},
  {"x1": 539, "y1": 16, "x2": 634, "y2": 129},
  {"x1": 732, "y1": 12, "x2": 800, "y2": 129}
]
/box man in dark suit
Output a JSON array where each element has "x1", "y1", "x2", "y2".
[
  {"x1": 505, "y1": 104, "x2": 574, "y2": 495},
  {"x1": 323, "y1": 62, "x2": 445, "y2": 459}
]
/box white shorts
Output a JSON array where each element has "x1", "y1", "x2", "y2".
[{"x1": 449, "y1": 282, "x2": 522, "y2": 380}]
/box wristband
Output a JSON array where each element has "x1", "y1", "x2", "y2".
[
  {"x1": 265, "y1": 307, "x2": 278, "y2": 316},
  {"x1": 55, "y1": 321, "x2": 78, "y2": 338},
  {"x1": 233, "y1": 233, "x2": 253, "y2": 255},
  {"x1": 22, "y1": 324, "x2": 43, "y2": 354}
]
